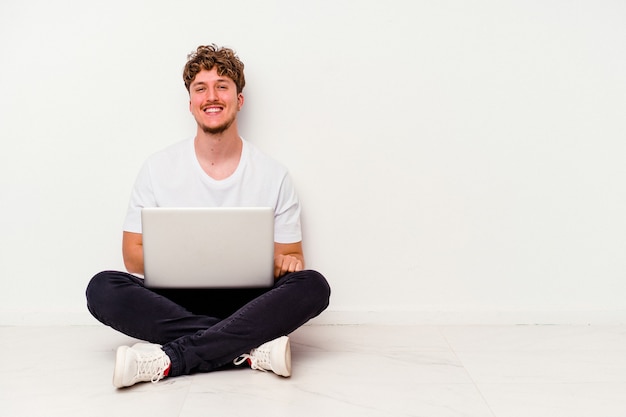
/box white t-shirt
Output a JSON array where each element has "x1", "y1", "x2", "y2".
[{"x1": 123, "y1": 138, "x2": 302, "y2": 244}]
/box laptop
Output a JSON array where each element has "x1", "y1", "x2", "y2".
[{"x1": 141, "y1": 207, "x2": 275, "y2": 288}]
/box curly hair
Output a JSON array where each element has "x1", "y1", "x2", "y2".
[{"x1": 183, "y1": 44, "x2": 245, "y2": 94}]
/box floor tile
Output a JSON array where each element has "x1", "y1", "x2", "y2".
[
  {"x1": 455, "y1": 349, "x2": 626, "y2": 383},
  {"x1": 185, "y1": 370, "x2": 493, "y2": 417},
  {"x1": 441, "y1": 325, "x2": 626, "y2": 351},
  {"x1": 477, "y1": 382, "x2": 626, "y2": 417}
]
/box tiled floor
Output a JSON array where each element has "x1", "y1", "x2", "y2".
[{"x1": 1, "y1": 324, "x2": 625, "y2": 416}]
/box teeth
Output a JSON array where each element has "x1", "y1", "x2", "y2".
[{"x1": 204, "y1": 108, "x2": 221, "y2": 113}]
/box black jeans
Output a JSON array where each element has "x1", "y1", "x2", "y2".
[{"x1": 86, "y1": 270, "x2": 330, "y2": 376}]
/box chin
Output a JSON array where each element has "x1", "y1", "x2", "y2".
[{"x1": 201, "y1": 119, "x2": 235, "y2": 135}]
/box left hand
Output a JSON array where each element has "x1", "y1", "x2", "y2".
[{"x1": 274, "y1": 253, "x2": 304, "y2": 278}]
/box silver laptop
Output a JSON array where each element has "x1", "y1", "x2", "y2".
[{"x1": 141, "y1": 207, "x2": 275, "y2": 288}]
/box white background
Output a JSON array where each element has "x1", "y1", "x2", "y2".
[{"x1": 1, "y1": 0, "x2": 625, "y2": 325}]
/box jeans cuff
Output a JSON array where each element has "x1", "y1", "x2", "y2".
[{"x1": 162, "y1": 344, "x2": 181, "y2": 377}]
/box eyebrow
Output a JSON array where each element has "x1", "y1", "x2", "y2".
[{"x1": 191, "y1": 78, "x2": 231, "y2": 87}]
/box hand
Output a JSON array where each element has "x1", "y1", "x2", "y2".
[{"x1": 274, "y1": 254, "x2": 303, "y2": 278}]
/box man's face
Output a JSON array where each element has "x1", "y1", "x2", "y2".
[{"x1": 189, "y1": 67, "x2": 243, "y2": 135}]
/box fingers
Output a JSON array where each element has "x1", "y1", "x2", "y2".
[{"x1": 274, "y1": 254, "x2": 303, "y2": 278}]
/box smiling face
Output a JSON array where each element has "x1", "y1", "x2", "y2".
[{"x1": 189, "y1": 67, "x2": 244, "y2": 135}]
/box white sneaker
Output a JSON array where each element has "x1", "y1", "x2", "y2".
[
  {"x1": 113, "y1": 343, "x2": 171, "y2": 388},
  {"x1": 234, "y1": 336, "x2": 292, "y2": 377}
]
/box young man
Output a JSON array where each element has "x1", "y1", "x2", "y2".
[{"x1": 86, "y1": 44, "x2": 331, "y2": 388}]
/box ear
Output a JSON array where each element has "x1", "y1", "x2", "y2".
[{"x1": 237, "y1": 93, "x2": 244, "y2": 111}]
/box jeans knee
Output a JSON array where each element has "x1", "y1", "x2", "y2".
[
  {"x1": 311, "y1": 270, "x2": 331, "y2": 299},
  {"x1": 86, "y1": 270, "x2": 112, "y2": 298},
  {"x1": 298, "y1": 270, "x2": 331, "y2": 312},
  {"x1": 86, "y1": 271, "x2": 111, "y2": 315},
  {"x1": 85, "y1": 270, "x2": 133, "y2": 317}
]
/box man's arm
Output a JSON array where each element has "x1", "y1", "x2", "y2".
[
  {"x1": 122, "y1": 231, "x2": 144, "y2": 275},
  {"x1": 274, "y1": 241, "x2": 305, "y2": 278}
]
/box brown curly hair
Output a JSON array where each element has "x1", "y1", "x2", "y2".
[{"x1": 183, "y1": 44, "x2": 245, "y2": 94}]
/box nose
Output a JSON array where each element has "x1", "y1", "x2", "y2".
[{"x1": 204, "y1": 87, "x2": 219, "y2": 103}]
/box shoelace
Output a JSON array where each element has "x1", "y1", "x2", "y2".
[
  {"x1": 234, "y1": 348, "x2": 271, "y2": 372},
  {"x1": 136, "y1": 351, "x2": 170, "y2": 383}
]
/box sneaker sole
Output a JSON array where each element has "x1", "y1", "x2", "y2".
[{"x1": 112, "y1": 346, "x2": 129, "y2": 388}]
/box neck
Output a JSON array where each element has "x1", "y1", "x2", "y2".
[
  {"x1": 194, "y1": 124, "x2": 241, "y2": 157},
  {"x1": 194, "y1": 127, "x2": 243, "y2": 180}
]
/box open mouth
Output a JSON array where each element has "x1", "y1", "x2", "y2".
[{"x1": 203, "y1": 106, "x2": 223, "y2": 114}]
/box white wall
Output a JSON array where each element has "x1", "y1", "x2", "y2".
[{"x1": 1, "y1": 0, "x2": 625, "y2": 325}]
